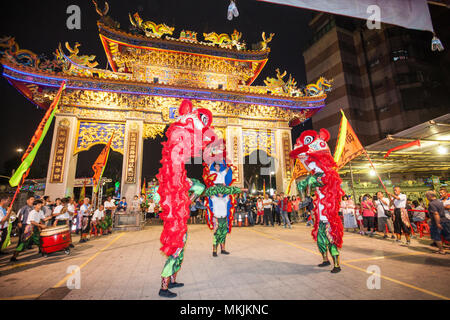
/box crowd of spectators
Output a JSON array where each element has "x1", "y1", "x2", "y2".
[
  {"x1": 337, "y1": 186, "x2": 450, "y2": 251},
  {"x1": 1, "y1": 185, "x2": 448, "y2": 260}
]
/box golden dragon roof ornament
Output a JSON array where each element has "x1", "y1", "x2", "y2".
[
  {"x1": 92, "y1": 0, "x2": 120, "y2": 29},
  {"x1": 203, "y1": 30, "x2": 246, "y2": 50},
  {"x1": 129, "y1": 12, "x2": 175, "y2": 38}
]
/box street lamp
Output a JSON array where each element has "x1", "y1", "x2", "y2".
[
  {"x1": 270, "y1": 171, "x2": 275, "y2": 193},
  {"x1": 16, "y1": 148, "x2": 24, "y2": 153},
  {"x1": 437, "y1": 145, "x2": 447, "y2": 154}
]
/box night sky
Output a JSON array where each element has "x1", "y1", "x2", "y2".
[{"x1": 0, "y1": 0, "x2": 314, "y2": 182}]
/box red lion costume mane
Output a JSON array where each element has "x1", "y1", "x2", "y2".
[
  {"x1": 156, "y1": 100, "x2": 216, "y2": 256},
  {"x1": 290, "y1": 128, "x2": 345, "y2": 248}
]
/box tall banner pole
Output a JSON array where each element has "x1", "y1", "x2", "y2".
[
  {"x1": 348, "y1": 161, "x2": 358, "y2": 203},
  {"x1": 363, "y1": 151, "x2": 389, "y2": 195}
]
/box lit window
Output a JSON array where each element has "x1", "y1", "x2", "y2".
[{"x1": 392, "y1": 50, "x2": 408, "y2": 61}]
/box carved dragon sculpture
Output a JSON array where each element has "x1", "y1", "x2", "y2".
[
  {"x1": 263, "y1": 68, "x2": 298, "y2": 95},
  {"x1": 62, "y1": 42, "x2": 98, "y2": 68},
  {"x1": 129, "y1": 12, "x2": 174, "y2": 38},
  {"x1": 203, "y1": 30, "x2": 245, "y2": 49},
  {"x1": 305, "y1": 77, "x2": 333, "y2": 96},
  {"x1": 259, "y1": 32, "x2": 274, "y2": 50},
  {"x1": 203, "y1": 32, "x2": 232, "y2": 45},
  {"x1": 92, "y1": 0, "x2": 120, "y2": 29},
  {"x1": 0, "y1": 37, "x2": 61, "y2": 72}
]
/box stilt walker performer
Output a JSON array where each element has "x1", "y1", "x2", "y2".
[
  {"x1": 157, "y1": 99, "x2": 216, "y2": 298},
  {"x1": 290, "y1": 129, "x2": 344, "y2": 273},
  {"x1": 202, "y1": 139, "x2": 241, "y2": 257}
]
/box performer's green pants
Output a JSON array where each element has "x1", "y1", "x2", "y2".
[
  {"x1": 161, "y1": 233, "x2": 187, "y2": 278},
  {"x1": 105, "y1": 213, "x2": 112, "y2": 229},
  {"x1": 213, "y1": 218, "x2": 228, "y2": 246},
  {"x1": 16, "y1": 227, "x2": 40, "y2": 252},
  {"x1": 99, "y1": 221, "x2": 107, "y2": 230},
  {"x1": 317, "y1": 221, "x2": 339, "y2": 257}
]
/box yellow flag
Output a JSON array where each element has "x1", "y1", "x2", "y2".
[
  {"x1": 286, "y1": 159, "x2": 309, "y2": 194},
  {"x1": 333, "y1": 110, "x2": 365, "y2": 170}
]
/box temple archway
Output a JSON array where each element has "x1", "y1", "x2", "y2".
[{"x1": 243, "y1": 149, "x2": 276, "y2": 195}]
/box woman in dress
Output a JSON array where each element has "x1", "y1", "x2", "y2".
[
  {"x1": 256, "y1": 197, "x2": 264, "y2": 225},
  {"x1": 342, "y1": 195, "x2": 358, "y2": 232},
  {"x1": 286, "y1": 196, "x2": 293, "y2": 224},
  {"x1": 355, "y1": 204, "x2": 365, "y2": 234},
  {"x1": 361, "y1": 194, "x2": 377, "y2": 236}
]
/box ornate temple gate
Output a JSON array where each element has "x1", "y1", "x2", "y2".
[
  {"x1": 1, "y1": 6, "x2": 330, "y2": 200},
  {"x1": 45, "y1": 98, "x2": 296, "y2": 201}
]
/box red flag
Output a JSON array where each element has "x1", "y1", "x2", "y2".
[
  {"x1": 384, "y1": 140, "x2": 420, "y2": 158},
  {"x1": 10, "y1": 81, "x2": 66, "y2": 187},
  {"x1": 92, "y1": 132, "x2": 114, "y2": 193}
]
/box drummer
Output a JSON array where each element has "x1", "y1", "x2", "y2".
[
  {"x1": 79, "y1": 198, "x2": 92, "y2": 243},
  {"x1": 10, "y1": 199, "x2": 51, "y2": 262},
  {"x1": 53, "y1": 198, "x2": 70, "y2": 226}
]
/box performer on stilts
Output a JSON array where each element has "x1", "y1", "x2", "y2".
[
  {"x1": 157, "y1": 99, "x2": 216, "y2": 298},
  {"x1": 290, "y1": 129, "x2": 344, "y2": 273},
  {"x1": 202, "y1": 139, "x2": 241, "y2": 257}
]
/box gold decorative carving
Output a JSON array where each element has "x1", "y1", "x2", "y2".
[
  {"x1": 75, "y1": 121, "x2": 125, "y2": 154},
  {"x1": 259, "y1": 32, "x2": 274, "y2": 51},
  {"x1": 232, "y1": 136, "x2": 241, "y2": 184},
  {"x1": 59, "y1": 118, "x2": 70, "y2": 128},
  {"x1": 143, "y1": 124, "x2": 166, "y2": 139},
  {"x1": 39, "y1": 89, "x2": 308, "y2": 124},
  {"x1": 263, "y1": 68, "x2": 298, "y2": 95},
  {"x1": 50, "y1": 123, "x2": 69, "y2": 183},
  {"x1": 129, "y1": 12, "x2": 174, "y2": 38},
  {"x1": 242, "y1": 129, "x2": 275, "y2": 158},
  {"x1": 61, "y1": 42, "x2": 98, "y2": 68},
  {"x1": 214, "y1": 127, "x2": 226, "y2": 140},
  {"x1": 114, "y1": 47, "x2": 253, "y2": 88},
  {"x1": 203, "y1": 30, "x2": 246, "y2": 50},
  {"x1": 282, "y1": 132, "x2": 292, "y2": 181},
  {"x1": 125, "y1": 130, "x2": 139, "y2": 183}
]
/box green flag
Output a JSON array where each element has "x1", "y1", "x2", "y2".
[
  {"x1": 1, "y1": 223, "x2": 12, "y2": 250},
  {"x1": 9, "y1": 81, "x2": 66, "y2": 187}
]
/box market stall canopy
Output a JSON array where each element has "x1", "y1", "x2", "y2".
[{"x1": 339, "y1": 113, "x2": 450, "y2": 175}]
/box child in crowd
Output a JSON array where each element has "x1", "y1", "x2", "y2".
[
  {"x1": 355, "y1": 204, "x2": 365, "y2": 235},
  {"x1": 256, "y1": 197, "x2": 264, "y2": 225}
]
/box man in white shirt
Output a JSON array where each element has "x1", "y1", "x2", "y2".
[
  {"x1": 103, "y1": 196, "x2": 115, "y2": 234},
  {"x1": 10, "y1": 199, "x2": 51, "y2": 262},
  {"x1": 147, "y1": 199, "x2": 156, "y2": 221},
  {"x1": 211, "y1": 194, "x2": 230, "y2": 257},
  {"x1": 66, "y1": 197, "x2": 76, "y2": 248},
  {"x1": 41, "y1": 196, "x2": 54, "y2": 226},
  {"x1": 53, "y1": 198, "x2": 69, "y2": 226},
  {"x1": 439, "y1": 187, "x2": 450, "y2": 220},
  {"x1": 67, "y1": 197, "x2": 76, "y2": 230},
  {"x1": 79, "y1": 198, "x2": 92, "y2": 243},
  {"x1": 262, "y1": 194, "x2": 274, "y2": 227},
  {"x1": 387, "y1": 186, "x2": 411, "y2": 244},
  {"x1": 212, "y1": 163, "x2": 229, "y2": 185},
  {"x1": 0, "y1": 195, "x2": 12, "y2": 254},
  {"x1": 374, "y1": 192, "x2": 394, "y2": 239},
  {"x1": 91, "y1": 205, "x2": 106, "y2": 236}
]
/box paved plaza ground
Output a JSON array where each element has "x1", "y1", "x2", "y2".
[{"x1": 0, "y1": 223, "x2": 449, "y2": 300}]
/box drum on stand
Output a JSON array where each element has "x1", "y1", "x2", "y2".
[{"x1": 40, "y1": 225, "x2": 72, "y2": 256}]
